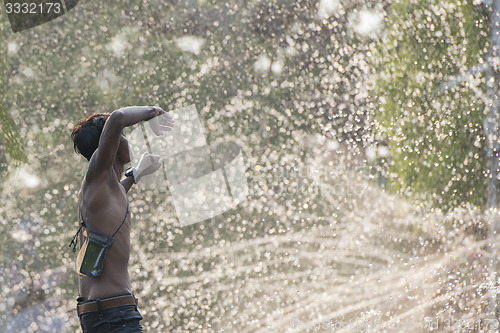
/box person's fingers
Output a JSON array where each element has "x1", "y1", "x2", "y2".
[
  {"x1": 160, "y1": 120, "x2": 175, "y2": 126},
  {"x1": 143, "y1": 153, "x2": 158, "y2": 160},
  {"x1": 149, "y1": 154, "x2": 160, "y2": 164},
  {"x1": 145, "y1": 162, "x2": 161, "y2": 175},
  {"x1": 158, "y1": 124, "x2": 174, "y2": 131},
  {"x1": 152, "y1": 106, "x2": 166, "y2": 116},
  {"x1": 160, "y1": 112, "x2": 173, "y2": 118},
  {"x1": 149, "y1": 113, "x2": 174, "y2": 136},
  {"x1": 139, "y1": 153, "x2": 154, "y2": 168},
  {"x1": 158, "y1": 114, "x2": 175, "y2": 125}
]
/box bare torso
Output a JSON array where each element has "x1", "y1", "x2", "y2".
[
  {"x1": 77, "y1": 171, "x2": 132, "y2": 300},
  {"x1": 72, "y1": 106, "x2": 171, "y2": 300}
]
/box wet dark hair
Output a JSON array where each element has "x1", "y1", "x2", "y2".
[{"x1": 71, "y1": 113, "x2": 110, "y2": 161}]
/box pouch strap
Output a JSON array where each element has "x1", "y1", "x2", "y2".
[
  {"x1": 69, "y1": 217, "x2": 86, "y2": 253},
  {"x1": 111, "y1": 203, "x2": 129, "y2": 238},
  {"x1": 70, "y1": 203, "x2": 129, "y2": 251}
]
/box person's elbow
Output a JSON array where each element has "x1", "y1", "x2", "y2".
[{"x1": 108, "y1": 109, "x2": 125, "y2": 128}]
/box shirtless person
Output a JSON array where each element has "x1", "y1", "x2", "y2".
[{"x1": 70, "y1": 106, "x2": 174, "y2": 332}]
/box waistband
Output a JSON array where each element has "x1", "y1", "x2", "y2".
[{"x1": 77, "y1": 294, "x2": 138, "y2": 316}]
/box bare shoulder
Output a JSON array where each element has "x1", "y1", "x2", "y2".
[{"x1": 80, "y1": 168, "x2": 112, "y2": 207}]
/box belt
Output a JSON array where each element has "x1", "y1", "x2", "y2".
[{"x1": 77, "y1": 294, "x2": 138, "y2": 316}]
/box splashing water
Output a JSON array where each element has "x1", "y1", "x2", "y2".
[{"x1": 0, "y1": 0, "x2": 495, "y2": 332}]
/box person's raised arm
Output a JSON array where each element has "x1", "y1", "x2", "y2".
[
  {"x1": 113, "y1": 106, "x2": 165, "y2": 128},
  {"x1": 87, "y1": 106, "x2": 165, "y2": 180}
]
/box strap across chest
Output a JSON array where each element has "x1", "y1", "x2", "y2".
[{"x1": 69, "y1": 204, "x2": 129, "y2": 252}]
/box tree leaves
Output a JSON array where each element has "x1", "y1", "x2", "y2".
[{"x1": 373, "y1": 0, "x2": 489, "y2": 209}]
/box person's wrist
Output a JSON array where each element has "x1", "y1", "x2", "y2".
[{"x1": 125, "y1": 167, "x2": 137, "y2": 183}]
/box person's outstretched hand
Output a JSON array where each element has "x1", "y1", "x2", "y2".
[
  {"x1": 148, "y1": 107, "x2": 175, "y2": 136},
  {"x1": 133, "y1": 152, "x2": 162, "y2": 183}
]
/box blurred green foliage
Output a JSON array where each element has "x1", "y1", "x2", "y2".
[{"x1": 374, "y1": 0, "x2": 489, "y2": 209}]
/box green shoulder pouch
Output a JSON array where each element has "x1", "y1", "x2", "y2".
[
  {"x1": 69, "y1": 204, "x2": 129, "y2": 279},
  {"x1": 75, "y1": 229, "x2": 114, "y2": 278}
]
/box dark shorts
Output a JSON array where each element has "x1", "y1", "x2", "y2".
[{"x1": 77, "y1": 294, "x2": 143, "y2": 333}]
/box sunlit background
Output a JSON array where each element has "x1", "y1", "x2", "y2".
[{"x1": 0, "y1": 0, "x2": 497, "y2": 331}]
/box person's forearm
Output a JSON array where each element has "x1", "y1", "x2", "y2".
[
  {"x1": 113, "y1": 106, "x2": 158, "y2": 128},
  {"x1": 120, "y1": 175, "x2": 135, "y2": 193}
]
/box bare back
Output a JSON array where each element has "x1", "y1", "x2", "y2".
[{"x1": 77, "y1": 167, "x2": 132, "y2": 300}]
